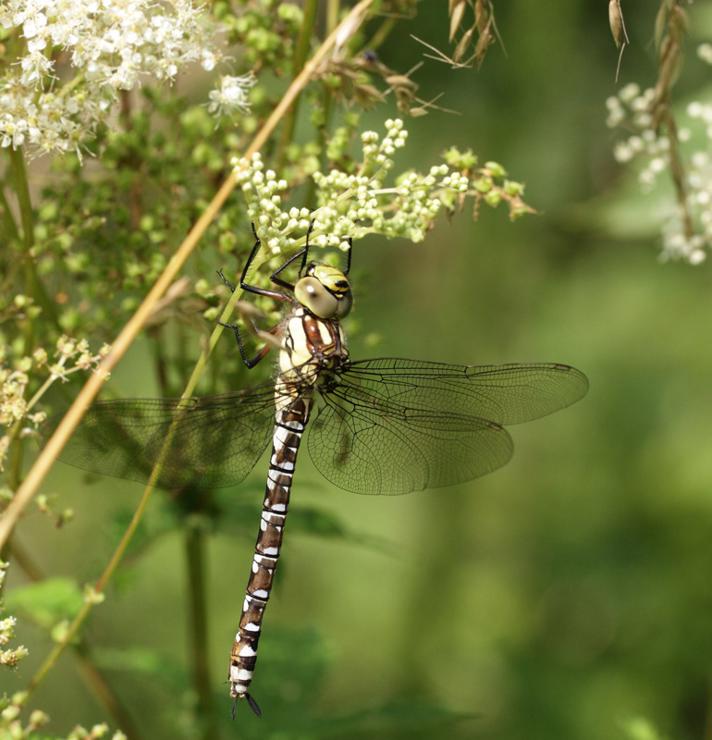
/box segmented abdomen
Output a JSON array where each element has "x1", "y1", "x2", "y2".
[{"x1": 228, "y1": 397, "x2": 311, "y2": 704}]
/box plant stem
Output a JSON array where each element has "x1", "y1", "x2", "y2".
[
  {"x1": 10, "y1": 0, "x2": 376, "y2": 689},
  {"x1": 185, "y1": 518, "x2": 216, "y2": 740},
  {"x1": 327, "y1": 0, "x2": 340, "y2": 32},
  {"x1": 6, "y1": 147, "x2": 59, "y2": 330},
  {"x1": 363, "y1": 16, "x2": 396, "y2": 52},
  {"x1": 663, "y1": 110, "x2": 694, "y2": 239},
  {"x1": 8, "y1": 145, "x2": 37, "y2": 354},
  {"x1": 0, "y1": 184, "x2": 19, "y2": 241},
  {"x1": 275, "y1": 0, "x2": 320, "y2": 170},
  {"x1": 74, "y1": 642, "x2": 143, "y2": 740},
  {"x1": 8, "y1": 146, "x2": 34, "y2": 252}
]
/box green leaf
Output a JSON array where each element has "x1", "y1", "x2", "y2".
[{"x1": 6, "y1": 578, "x2": 83, "y2": 629}]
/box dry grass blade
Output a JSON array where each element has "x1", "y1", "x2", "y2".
[
  {"x1": 608, "y1": 0, "x2": 629, "y2": 82},
  {"x1": 648, "y1": 0, "x2": 693, "y2": 241},
  {"x1": 441, "y1": 0, "x2": 501, "y2": 68},
  {"x1": 449, "y1": 0, "x2": 468, "y2": 42}
]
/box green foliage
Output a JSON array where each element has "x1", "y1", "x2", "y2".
[{"x1": 5, "y1": 578, "x2": 83, "y2": 630}]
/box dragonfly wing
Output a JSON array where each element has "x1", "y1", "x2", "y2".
[
  {"x1": 53, "y1": 382, "x2": 279, "y2": 490},
  {"x1": 308, "y1": 381, "x2": 513, "y2": 495},
  {"x1": 340, "y1": 358, "x2": 589, "y2": 425}
]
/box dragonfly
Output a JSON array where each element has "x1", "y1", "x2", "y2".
[{"x1": 57, "y1": 226, "x2": 588, "y2": 717}]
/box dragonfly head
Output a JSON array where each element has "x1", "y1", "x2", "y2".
[{"x1": 295, "y1": 262, "x2": 352, "y2": 319}]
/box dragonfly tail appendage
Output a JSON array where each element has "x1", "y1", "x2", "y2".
[{"x1": 228, "y1": 397, "x2": 311, "y2": 712}]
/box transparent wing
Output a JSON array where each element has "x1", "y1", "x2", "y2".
[
  {"x1": 53, "y1": 381, "x2": 282, "y2": 490},
  {"x1": 339, "y1": 358, "x2": 589, "y2": 425},
  {"x1": 307, "y1": 358, "x2": 587, "y2": 495}
]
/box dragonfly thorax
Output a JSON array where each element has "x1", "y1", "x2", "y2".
[
  {"x1": 278, "y1": 307, "x2": 349, "y2": 395},
  {"x1": 294, "y1": 262, "x2": 352, "y2": 319}
]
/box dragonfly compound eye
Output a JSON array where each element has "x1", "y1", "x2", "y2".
[{"x1": 295, "y1": 276, "x2": 340, "y2": 318}]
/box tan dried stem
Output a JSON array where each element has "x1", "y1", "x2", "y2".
[
  {"x1": 0, "y1": 0, "x2": 375, "y2": 550},
  {"x1": 650, "y1": 0, "x2": 693, "y2": 240}
]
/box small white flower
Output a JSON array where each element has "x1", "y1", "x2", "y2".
[{"x1": 206, "y1": 73, "x2": 255, "y2": 119}]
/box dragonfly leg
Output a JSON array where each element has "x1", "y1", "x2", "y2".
[
  {"x1": 343, "y1": 236, "x2": 353, "y2": 275},
  {"x1": 218, "y1": 320, "x2": 273, "y2": 369},
  {"x1": 240, "y1": 224, "x2": 292, "y2": 303},
  {"x1": 216, "y1": 268, "x2": 236, "y2": 293},
  {"x1": 270, "y1": 247, "x2": 306, "y2": 291},
  {"x1": 269, "y1": 220, "x2": 316, "y2": 290}
]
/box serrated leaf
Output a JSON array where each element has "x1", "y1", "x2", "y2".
[{"x1": 6, "y1": 578, "x2": 84, "y2": 629}]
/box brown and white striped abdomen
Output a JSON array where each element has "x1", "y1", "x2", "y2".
[{"x1": 228, "y1": 397, "x2": 311, "y2": 705}]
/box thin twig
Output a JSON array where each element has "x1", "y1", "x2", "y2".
[
  {"x1": 0, "y1": 0, "x2": 375, "y2": 553},
  {"x1": 16, "y1": 0, "x2": 376, "y2": 691}
]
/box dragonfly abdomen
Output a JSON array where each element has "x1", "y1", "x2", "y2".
[{"x1": 229, "y1": 396, "x2": 311, "y2": 710}]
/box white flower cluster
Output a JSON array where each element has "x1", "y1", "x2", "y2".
[
  {"x1": 208, "y1": 74, "x2": 256, "y2": 117},
  {"x1": 0, "y1": 0, "x2": 220, "y2": 156},
  {"x1": 0, "y1": 561, "x2": 28, "y2": 668},
  {"x1": 0, "y1": 334, "x2": 110, "y2": 472},
  {"x1": 232, "y1": 118, "x2": 474, "y2": 255},
  {"x1": 606, "y1": 81, "x2": 712, "y2": 264}
]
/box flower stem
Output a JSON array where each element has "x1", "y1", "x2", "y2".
[
  {"x1": 275, "y1": 0, "x2": 320, "y2": 171},
  {"x1": 327, "y1": 0, "x2": 340, "y2": 32},
  {"x1": 6, "y1": 146, "x2": 59, "y2": 331},
  {"x1": 185, "y1": 518, "x2": 216, "y2": 740},
  {"x1": 0, "y1": 183, "x2": 19, "y2": 241},
  {"x1": 9, "y1": 0, "x2": 376, "y2": 689}
]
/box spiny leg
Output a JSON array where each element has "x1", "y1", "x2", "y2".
[
  {"x1": 217, "y1": 224, "x2": 289, "y2": 369},
  {"x1": 343, "y1": 236, "x2": 353, "y2": 275},
  {"x1": 218, "y1": 223, "x2": 292, "y2": 303},
  {"x1": 218, "y1": 319, "x2": 278, "y2": 369},
  {"x1": 269, "y1": 220, "x2": 315, "y2": 290}
]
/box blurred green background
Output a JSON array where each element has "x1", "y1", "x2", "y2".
[{"x1": 8, "y1": 1, "x2": 712, "y2": 739}]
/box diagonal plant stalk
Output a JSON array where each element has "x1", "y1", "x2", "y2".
[
  {"x1": 0, "y1": 0, "x2": 375, "y2": 553},
  {"x1": 19, "y1": 0, "x2": 376, "y2": 693}
]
